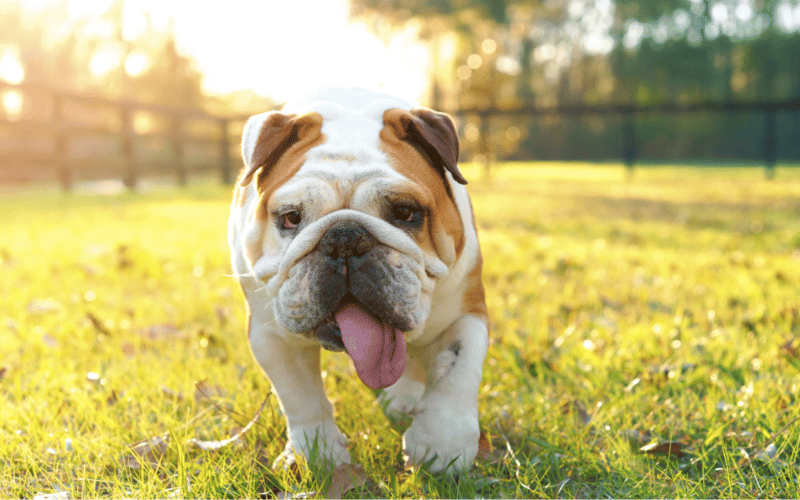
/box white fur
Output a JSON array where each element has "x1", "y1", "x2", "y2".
[{"x1": 228, "y1": 88, "x2": 487, "y2": 474}]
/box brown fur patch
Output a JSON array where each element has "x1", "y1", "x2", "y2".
[
  {"x1": 382, "y1": 108, "x2": 466, "y2": 186},
  {"x1": 234, "y1": 111, "x2": 324, "y2": 207},
  {"x1": 380, "y1": 111, "x2": 466, "y2": 264},
  {"x1": 237, "y1": 112, "x2": 325, "y2": 218},
  {"x1": 464, "y1": 247, "x2": 489, "y2": 323},
  {"x1": 461, "y1": 192, "x2": 488, "y2": 324},
  {"x1": 234, "y1": 169, "x2": 250, "y2": 207}
]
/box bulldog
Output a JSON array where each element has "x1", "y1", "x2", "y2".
[{"x1": 227, "y1": 88, "x2": 489, "y2": 474}]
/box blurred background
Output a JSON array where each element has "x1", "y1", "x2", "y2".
[{"x1": 1, "y1": 0, "x2": 799, "y2": 190}]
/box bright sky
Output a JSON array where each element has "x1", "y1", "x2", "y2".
[{"x1": 12, "y1": 0, "x2": 431, "y2": 103}]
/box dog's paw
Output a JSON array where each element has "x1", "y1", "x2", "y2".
[
  {"x1": 402, "y1": 402, "x2": 479, "y2": 475},
  {"x1": 378, "y1": 377, "x2": 425, "y2": 426},
  {"x1": 274, "y1": 424, "x2": 351, "y2": 470},
  {"x1": 272, "y1": 446, "x2": 301, "y2": 472}
]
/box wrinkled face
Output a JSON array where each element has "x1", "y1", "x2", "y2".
[
  {"x1": 237, "y1": 106, "x2": 466, "y2": 388},
  {"x1": 272, "y1": 174, "x2": 434, "y2": 345}
]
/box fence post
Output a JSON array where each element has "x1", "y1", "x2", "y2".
[
  {"x1": 764, "y1": 110, "x2": 777, "y2": 180},
  {"x1": 173, "y1": 113, "x2": 186, "y2": 186},
  {"x1": 480, "y1": 112, "x2": 492, "y2": 181},
  {"x1": 52, "y1": 93, "x2": 71, "y2": 192},
  {"x1": 219, "y1": 118, "x2": 232, "y2": 184},
  {"x1": 120, "y1": 105, "x2": 137, "y2": 189},
  {"x1": 622, "y1": 111, "x2": 638, "y2": 178}
]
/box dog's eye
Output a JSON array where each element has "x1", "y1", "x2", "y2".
[
  {"x1": 393, "y1": 206, "x2": 413, "y2": 222},
  {"x1": 281, "y1": 211, "x2": 302, "y2": 229},
  {"x1": 392, "y1": 205, "x2": 422, "y2": 226}
]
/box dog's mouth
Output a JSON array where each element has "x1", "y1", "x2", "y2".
[{"x1": 314, "y1": 293, "x2": 407, "y2": 390}]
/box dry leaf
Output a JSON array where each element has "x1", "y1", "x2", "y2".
[
  {"x1": 121, "y1": 343, "x2": 136, "y2": 358},
  {"x1": 755, "y1": 443, "x2": 778, "y2": 461},
  {"x1": 325, "y1": 463, "x2": 367, "y2": 499},
  {"x1": 555, "y1": 477, "x2": 571, "y2": 496},
  {"x1": 639, "y1": 441, "x2": 686, "y2": 458},
  {"x1": 120, "y1": 454, "x2": 144, "y2": 470},
  {"x1": 191, "y1": 408, "x2": 260, "y2": 451},
  {"x1": 190, "y1": 393, "x2": 269, "y2": 451},
  {"x1": 122, "y1": 435, "x2": 170, "y2": 468},
  {"x1": 41, "y1": 335, "x2": 59, "y2": 348},
  {"x1": 27, "y1": 299, "x2": 61, "y2": 314},
  {"x1": 165, "y1": 487, "x2": 184, "y2": 499},
  {"x1": 622, "y1": 429, "x2": 652, "y2": 446},
  {"x1": 79, "y1": 263, "x2": 100, "y2": 276},
  {"x1": 751, "y1": 443, "x2": 790, "y2": 469},
  {"x1": 276, "y1": 491, "x2": 317, "y2": 499},
  {"x1": 215, "y1": 306, "x2": 231, "y2": 324},
  {"x1": 477, "y1": 431, "x2": 504, "y2": 463},
  {"x1": 139, "y1": 324, "x2": 185, "y2": 341},
  {"x1": 86, "y1": 312, "x2": 111, "y2": 336},
  {"x1": 623, "y1": 377, "x2": 641, "y2": 392},
  {"x1": 194, "y1": 380, "x2": 227, "y2": 403},
  {"x1": 5, "y1": 318, "x2": 18, "y2": 333},
  {"x1": 781, "y1": 337, "x2": 800, "y2": 358},
  {"x1": 478, "y1": 431, "x2": 493, "y2": 457},
  {"x1": 32, "y1": 491, "x2": 70, "y2": 500},
  {"x1": 116, "y1": 244, "x2": 133, "y2": 269},
  {"x1": 161, "y1": 386, "x2": 185, "y2": 401},
  {"x1": 739, "y1": 415, "x2": 800, "y2": 468},
  {"x1": 560, "y1": 400, "x2": 591, "y2": 425},
  {"x1": 132, "y1": 435, "x2": 169, "y2": 458},
  {"x1": 106, "y1": 390, "x2": 120, "y2": 406},
  {"x1": 0, "y1": 366, "x2": 7, "y2": 380}
]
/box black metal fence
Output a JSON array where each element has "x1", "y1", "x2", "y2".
[{"x1": 453, "y1": 98, "x2": 800, "y2": 179}]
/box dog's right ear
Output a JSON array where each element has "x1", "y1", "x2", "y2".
[{"x1": 239, "y1": 111, "x2": 323, "y2": 187}]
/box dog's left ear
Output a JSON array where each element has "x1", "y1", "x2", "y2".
[{"x1": 383, "y1": 108, "x2": 467, "y2": 185}]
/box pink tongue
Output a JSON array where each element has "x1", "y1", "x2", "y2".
[{"x1": 335, "y1": 303, "x2": 407, "y2": 389}]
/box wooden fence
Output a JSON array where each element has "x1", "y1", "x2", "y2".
[
  {"x1": 0, "y1": 81, "x2": 252, "y2": 190},
  {"x1": 2, "y1": 80, "x2": 800, "y2": 190}
]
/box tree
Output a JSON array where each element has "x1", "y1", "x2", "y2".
[
  {"x1": 1, "y1": 0, "x2": 204, "y2": 109},
  {"x1": 350, "y1": 0, "x2": 800, "y2": 163}
]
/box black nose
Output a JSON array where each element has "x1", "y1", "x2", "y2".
[{"x1": 318, "y1": 222, "x2": 375, "y2": 260}]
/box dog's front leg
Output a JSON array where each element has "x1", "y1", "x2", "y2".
[
  {"x1": 403, "y1": 314, "x2": 489, "y2": 474},
  {"x1": 248, "y1": 316, "x2": 351, "y2": 468}
]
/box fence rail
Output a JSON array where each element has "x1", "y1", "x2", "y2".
[
  {"x1": 452, "y1": 97, "x2": 800, "y2": 178},
  {"x1": 0, "y1": 81, "x2": 251, "y2": 189},
  {"x1": 2, "y1": 81, "x2": 799, "y2": 190}
]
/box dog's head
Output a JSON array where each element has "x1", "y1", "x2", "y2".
[{"x1": 235, "y1": 93, "x2": 467, "y2": 389}]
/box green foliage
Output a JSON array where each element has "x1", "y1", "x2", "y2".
[
  {"x1": 349, "y1": 0, "x2": 518, "y2": 24},
  {"x1": 2, "y1": 164, "x2": 800, "y2": 497},
  {"x1": 351, "y1": 0, "x2": 800, "y2": 164}
]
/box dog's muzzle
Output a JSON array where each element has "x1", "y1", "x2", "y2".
[
  {"x1": 313, "y1": 221, "x2": 375, "y2": 352},
  {"x1": 310, "y1": 221, "x2": 410, "y2": 389}
]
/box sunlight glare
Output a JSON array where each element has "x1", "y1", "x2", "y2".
[
  {"x1": 0, "y1": 47, "x2": 26, "y2": 85},
  {"x1": 124, "y1": 52, "x2": 151, "y2": 77},
  {"x1": 1, "y1": 90, "x2": 24, "y2": 120},
  {"x1": 13, "y1": 0, "x2": 431, "y2": 102},
  {"x1": 66, "y1": 0, "x2": 116, "y2": 18},
  {"x1": 164, "y1": 0, "x2": 430, "y2": 102},
  {"x1": 89, "y1": 45, "x2": 124, "y2": 77}
]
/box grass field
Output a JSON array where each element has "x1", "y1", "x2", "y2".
[{"x1": 2, "y1": 162, "x2": 800, "y2": 498}]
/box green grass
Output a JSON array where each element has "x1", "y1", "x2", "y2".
[{"x1": 2, "y1": 162, "x2": 800, "y2": 498}]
